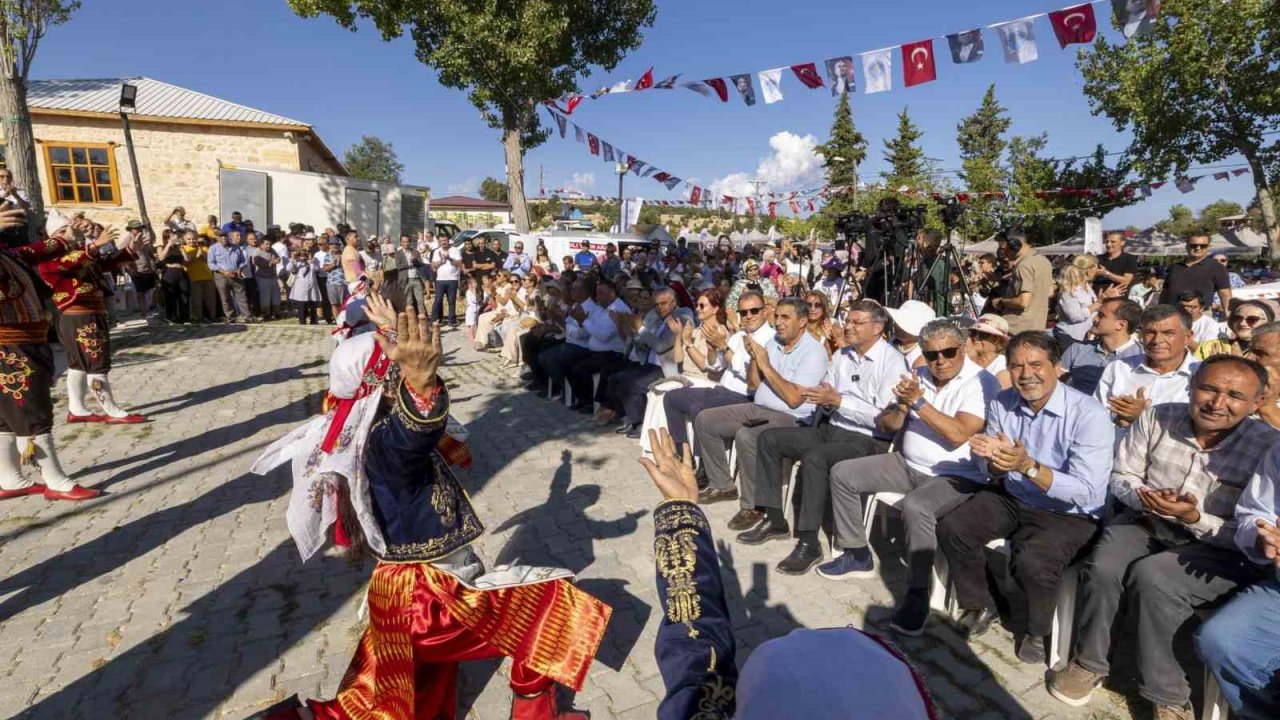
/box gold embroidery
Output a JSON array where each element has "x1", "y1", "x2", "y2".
[
  {"x1": 0, "y1": 351, "x2": 32, "y2": 405},
  {"x1": 380, "y1": 452, "x2": 484, "y2": 563},
  {"x1": 430, "y1": 455, "x2": 458, "y2": 528},
  {"x1": 692, "y1": 674, "x2": 735, "y2": 720},
  {"x1": 655, "y1": 504, "x2": 710, "y2": 534},
  {"x1": 75, "y1": 323, "x2": 104, "y2": 364},
  {"x1": 655, "y1": 528, "x2": 701, "y2": 629}
]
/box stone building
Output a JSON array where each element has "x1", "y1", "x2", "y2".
[
  {"x1": 429, "y1": 195, "x2": 513, "y2": 226},
  {"x1": 11, "y1": 76, "x2": 345, "y2": 228}
]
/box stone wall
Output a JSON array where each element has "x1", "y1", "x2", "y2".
[{"x1": 10, "y1": 114, "x2": 337, "y2": 229}]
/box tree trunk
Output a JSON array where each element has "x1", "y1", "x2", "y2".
[
  {"x1": 503, "y1": 124, "x2": 530, "y2": 233},
  {"x1": 1243, "y1": 152, "x2": 1280, "y2": 256},
  {"x1": 0, "y1": 74, "x2": 45, "y2": 242}
]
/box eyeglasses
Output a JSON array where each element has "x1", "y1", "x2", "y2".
[
  {"x1": 1230, "y1": 315, "x2": 1265, "y2": 327},
  {"x1": 1187, "y1": 243, "x2": 1210, "y2": 250},
  {"x1": 922, "y1": 346, "x2": 962, "y2": 362},
  {"x1": 738, "y1": 307, "x2": 764, "y2": 317}
]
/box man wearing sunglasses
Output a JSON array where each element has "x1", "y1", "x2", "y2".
[
  {"x1": 693, "y1": 298, "x2": 828, "y2": 507},
  {"x1": 662, "y1": 291, "x2": 774, "y2": 458},
  {"x1": 745, "y1": 300, "x2": 909, "y2": 575},
  {"x1": 1096, "y1": 305, "x2": 1199, "y2": 434},
  {"x1": 939, "y1": 331, "x2": 1113, "y2": 665},
  {"x1": 1158, "y1": 233, "x2": 1232, "y2": 312}
]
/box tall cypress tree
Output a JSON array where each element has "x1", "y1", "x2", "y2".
[
  {"x1": 815, "y1": 90, "x2": 868, "y2": 235},
  {"x1": 882, "y1": 108, "x2": 927, "y2": 190},
  {"x1": 956, "y1": 85, "x2": 1012, "y2": 240}
]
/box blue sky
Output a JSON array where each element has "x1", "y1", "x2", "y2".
[{"x1": 35, "y1": 0, "x2": 1257, "y2": 230}]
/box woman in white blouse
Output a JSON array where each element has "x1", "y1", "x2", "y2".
[{"x1": 965, "y1": 314, "x2": 1012, "y2": 389}]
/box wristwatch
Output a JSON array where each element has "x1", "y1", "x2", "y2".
[
  {"x1": 910, "y1": 397, "x2": 926, "y2": 412},
  {"x1": 1024, "y1": 463, "x2": 1041, "y2": 480}
]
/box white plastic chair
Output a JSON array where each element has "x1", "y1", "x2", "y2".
[
  {"x1": 1202, "y1": 666, "x2": 1229, "y2": 720},
  {"x1": 862, "y1": 491, "x2": 950, "y2": 612}
]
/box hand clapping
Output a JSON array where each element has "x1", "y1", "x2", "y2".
[
  {"x1": 1255, "y1": 519, "x2": 1280, "y2": 569},
  {"x1": 1107, "y1": 387, "x2": 1150, "y2": 426},
  {"x1": 639, "y1": 428, "x2": 698, "y2": 503},
  {"x1": 893, "y1": 373, "x2": 924, "y2": 406}
]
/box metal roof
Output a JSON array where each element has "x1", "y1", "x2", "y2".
[{"x1": 26, "y1": 77, "x2": 309, "y2": 128}]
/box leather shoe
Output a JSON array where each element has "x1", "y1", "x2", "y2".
[
  {"x1": 736, "y1": 518, "x2": 790, "y2": 546},
  {"x1": 776, "y1": 541, "x2": 823, "y2": 575},
  {"x1": 65, "y1": 412, "x2": 103, "y2": 424},
  {"x1": 695, "y1": 467, "x2": 709, "y2": 491},
  {"x1": 698, "y1": 487, "x2": 738, "y2": 505},
  {"x1": 574, "y1": 403, "x2": 595, "y2": 415},
  {"x1": 43, "y1": 484, "x2": 102, "y2": 501},
  {"x1": 625, "y1": 426, "x2": 642, "y2": 440},
  {"x1": 614, "y1": 423, "x2": 633, "y2": 434},
  {"x1": 1016, "y1": 634, "x2": 1046, "y2": 665},
  {"x1": 955, "y1": 606, "x2": 999, "y2": 638},
  {"x1": 0, "y1": 483, "x2": 45, "y2": 500},
  {"x1": 104, "y1": 414, "x2": 146, "y2": 424},
  {"x1": 727, "y1": 508, "x2": 764, "y2": 531}
]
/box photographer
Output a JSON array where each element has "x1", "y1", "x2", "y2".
[{"x1": 905, "y1": 228, "x2": 949, "y2": 315}]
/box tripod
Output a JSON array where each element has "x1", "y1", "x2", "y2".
[{"x1": 916, "y1": 235, "x2": 980, "y2": 318}]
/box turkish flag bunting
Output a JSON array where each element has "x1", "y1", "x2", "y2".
[
  {"x1": 635, "y1": 67, "x2": 655, "y2": 90},
  {"x1": 587, "y1": 134, "x2": 600, "y2": 156},
  {"x1": 1214, "y1": 172, "x2": 1230, "y2": 181},
  {"x1": 901, "y1": 40, "x2": 937, "y2": 87},
  {"x1": 746, "y1": 198, "x2": 756, "y2": 215},
  {"x1": 689, "y1": 186, "x2": 702, "y2": 205},
  {"x1": 563, "y1": 95, "x2": 583, "y2": 114},
  {"x1": 704, "y1": 78, "x2": 729, "y2": 102},
  {"x1": 1048, "y1": 4, "x2": 1097, "y2": 48},
  {"x1": 652, "y1": 171, "x2": 670, "y2": 183},
  {"x1": 1233, "y1": 168, "x2": 1250, "y2": 177},
  {"x1": 790, "y1": 63, "x2": 825, "y2": 89},
  {"x1": 807, "y1": 199, "x2": 815, "y2": 212},
  {"x1": 789, "y1": 199, "x2": 800, "y2": 213}
]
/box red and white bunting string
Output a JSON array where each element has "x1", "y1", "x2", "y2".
[{"x1": 549, "y1": 1, "x2": 1163, "y2": 115}]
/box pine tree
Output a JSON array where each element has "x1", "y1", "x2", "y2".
[
  {"x1": 882, "y1": 108, "x2": 926, "y2": 190},
  {"x1": 956, "y1": 85, "x2": 1011, "y2": 240},
  {"x1": 814, "y1": 90, "x2": 868, "y2": 236}
]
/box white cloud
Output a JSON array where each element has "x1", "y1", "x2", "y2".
[
  {"x1": 708, "y1": 131, "x2": 824, "y2": 199},
  {"x1": 446, "y1": 177, "x2": 478, "y2": 195},
  {"x1": 572, "y1": 172, "x2": 596, "y2": 188}
]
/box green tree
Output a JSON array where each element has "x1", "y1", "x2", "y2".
[
  {"x1": 342, "y1": 135, "x2": 404, "y2": 183},
  {"x1": 477, "y1": 177, "x2": 508, "y2": 203},
  {"x1": 1156, "y1": 204, "x2": 1201, "y2": 237},
  {"x1": 955, "y1": 85, "x2": 1011, "y2": 240},
  {"x1": 882, "y1": 108, "x2": 927, "y2": 190},
  {"x1": 1006, "y1": 134, "x2": 1057, "y2": 243},
  {"x1": 1044, "y1": 145, "x2": 1137, "y2": 241},
  {"x1": 287, "y1": 0, "x2": 656, "y2": 233},
  {"x1": 0, "y1": 1, "x2": 80, "y2": 239},
  {"x1": 1198, "y1": 199, "x2": 1245, "y2": 231},
  {"x1": 1078, "y1": 0, "x2": 1280, "y2": 252},
  {"x1": 814, "y1": 90, "x2": 868, "y2": 238}
]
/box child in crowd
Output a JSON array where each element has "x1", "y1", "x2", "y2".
[{"x1": 464, "y1": 275, "x2": 480, "y2": 342}]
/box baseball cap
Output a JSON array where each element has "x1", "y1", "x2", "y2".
[{"x1": 885, "y1": 300, "x2": 936, "y2": 337}]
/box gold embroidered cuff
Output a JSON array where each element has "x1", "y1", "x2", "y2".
[{"x1": 394, "y1": 377, "x2": 450, "y2": 431}]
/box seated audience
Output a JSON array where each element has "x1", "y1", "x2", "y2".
[
  {"x1": 1196, "y1": 299, "x2": 1274, "y2": 359},
  {"x1": 886, "y1": 299, "x2": 936, "y2": 369},
  {"x1": 965, "y1": 314, "x2": 1012, "y2": 389},
  {"x1": 939, "y1": 332, "x2": 1113, "y2": 664},
  {"x1": 1060, "y1": 298, "x2": 1143, "y2": 396},
  {"x1": 1095, "y1": 305, "x2": 1200, "y2": 432},
  {"x1": 565, "y1": 280, "x2": 631, "y2": 412},
  {"x1": 529, "y1": 278, "x2": 594, "y2": 398},
  {"x1": 599, "y1": 289, "x2": 692, "y2": 438}
]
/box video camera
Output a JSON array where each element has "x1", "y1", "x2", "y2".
[{"x1": 835, "y1": 198, "x2": 927, "y2": 265}]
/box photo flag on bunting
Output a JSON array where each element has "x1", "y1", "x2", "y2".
[
  {"x1": 1048, "y1": 4, "x2": 1097, "y2": 48},
  {"x1": 901, "y1": 40, "x2": 938, "y2": 87},
  {"x1": 790, "y1": 62, "x2": 825, "y2": 89},
  {"x1": 663, "y1": 175, "x2": 682, "y2": 190},
  {"x1": 824, "y1": 57, "x2": 856, "y2": 96},
  {"x1": 654, "y1": 74, "x2": 681, "y2": 89},
  {"x1": 602, "y1": 142, "x2": 615, "y2": 162},
  {"x1": 634, "y1": 67, "x2": 655, "y2": 90},
  {"x1": 553, "y1": 112, "x2": 567, "y2": 138},
  {"x1": 759, "y1": 68, "x2": 784, "y2": 104},
  {"x1": 947, "y1": 29, "x2": 985, "y2": 63},
  {"x1": 993, "y1": 18, "x2": 1039, "y2": 64},
  {"x1": 861, "y1": 49, "x2": 893, "y2": 93},
  {"x1": 704, "y1": 78, "x2": 730, "y2": 102},
  {"x1": 1113, "y1": 0, "x2": 1160, "y2": 39},
  {"x1": 730, "y1": 74, "x2": 757, "y2": 105},
  {"x1": 1176, "y1": 177, "x2": 1199, "y2": 194},
  {"x1": 574, "y1": 125, "x2": 585, "y2": 143}
]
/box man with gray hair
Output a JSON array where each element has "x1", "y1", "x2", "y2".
[
  {"x1": 1095, "y1": 304, "x2": 1199, "y2": 432},
  {"x1": 1243, "y1": 320, "x2": 1280, "y2": 430},
  {"x1": 742, "y1": 300, "x2": 909, "y2": 575},
  {"x1": 818, "y1": 319, "x2": 1002, "y2": 635},
  {"x1": 600, "y1": 288, "x2": 692, "y2": 438},
  {"x1": 694, "y1": 297, "x2": 829, "y2": 510}
]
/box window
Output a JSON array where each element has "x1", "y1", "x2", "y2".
[{"x1": 43, "y1": 143, "x2": 119, "y2": 205}]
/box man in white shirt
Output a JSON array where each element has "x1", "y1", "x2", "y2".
[
  {"x1": 566, "y1": 279, "x2": 631, "y2": 413},
  {"x1": 819, "y1": 319, "x2": 1002, "y2": 636},
  {"x1": 429, "y1": 235, "x2": 463, "y2": 328},
  {"x1": 1176, "y1": 290, "x2": 1220, "y2": 347},
  {"x1": 694, "y1": 298, "x2": 829, "y2": 508},
  {"x1": 1095, "y1": 304, "x2": 1200, "y2": 432},
  {"x1": 662, "y1": 291, "x2": 774, "y2": 450},
  {"x1": 531, "y1": 278, "x2": 593, "y2": 398},
  {"x1": 743, "y1": 300, "x2": 908, "y2": 576}
]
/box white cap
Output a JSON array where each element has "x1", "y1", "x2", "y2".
[
  {"x1": 886, "y1": 300, "x2": 936, "y2": 337},
  {"x1": 45, "y1": 209, "x2": 69, "y2": 237}
]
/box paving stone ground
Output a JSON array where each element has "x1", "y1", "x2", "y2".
[{"x1": 0, "y1": 319, "x2": 1170, "y2": 719}]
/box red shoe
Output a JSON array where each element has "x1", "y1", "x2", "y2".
[
  {"x1": 65, "y1": 412, "x2": 104, "y2": 424},
  {"x1": 43, "y1": 484, "x2": 101, "y2": 501},
  {"x1": 104, "y1": 414, "x2": 146, "y2": 424},
  {"x1": 511, "y1": 691, "x2": 587, "y2": 720},
  {"x1": 0, "y1": 483, "x2": 45, "y2": 500}
]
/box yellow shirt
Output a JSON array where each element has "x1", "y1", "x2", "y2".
[
  {"x1": 1195, "y1": 337, "x2": 1242, "y2": 360},
  {"x1": 184, "y1": 244, "x2": 214, "y2": 282}
]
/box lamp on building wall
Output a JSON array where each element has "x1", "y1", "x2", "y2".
[{"x1": 118, "y1": 83, "x2": 150, "y2": 231}]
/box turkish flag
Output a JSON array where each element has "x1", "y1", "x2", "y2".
[
  {"x1": 563, "y1": 95, "x2": 583, "y2": 114},
  {"x1": 704, "y1": 78, "x2": 729, "y2": 102},
  {"x1": 901, "y1": 40, "x2": 937, "y2": 87},
  {"x1": 768, "y1": 202, "x2": 778, "y2": 218},
  {"x1": 746, "y1": 198, "x2": 756, "y2": 215},
  {"x1": 653, "y1": 171, "x2": 670, "y2": 183},
  {"x1": 790, "y1": 63, "x2": 825, "y2": 89},
  {"x1": 689, "y1": 186, "x2": 702, "y2": 205},
  {"x1": 789, "y1": 198, "x2": 800, "y2": 214},
  {"x1": 1048, "y1": 4, "x2": 1097, "y2": 48},
  {"x1": 635, "y1": 67, "x2": 655, "y2": 90},
  {"x1": 807, "y1": 199, "x2": 815, "y2": 212},
  {"x1": 587, "y1": 134, "x2": 600, "y2": 156}
]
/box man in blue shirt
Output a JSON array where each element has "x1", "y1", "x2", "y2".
[
  {"x1": 574, "y1": 241, "x2": 597, "y2": 272},
  {"x1": 502, "y1": 240, "x2": 532, "y2": 277},
  {"x1": 938, "y1": 331, "x2": 1114, "y2": 664},
  {"x1": 207, "y1": 231, "x2": 250, "y2": 322},
  {"x1": 220, "y1": 211, "x2": 246, "y2": 239},
  {"x1": 1060, "y1": 298, "x2": 1144, "y2": 396}
]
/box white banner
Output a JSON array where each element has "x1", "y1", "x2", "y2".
[
  {"x1": 1083, "y1": 216, "x2": 1104, "y2": 255},
  {"x1": 861, "y1": 49, "x2": 893, "y2": 94},
  {"x1": 993, "y1": 18, "x2": 1039, "y2": 64}
]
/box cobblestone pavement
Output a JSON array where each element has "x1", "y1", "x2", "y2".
[{"x1": 0, "y1": 320, "x2": 1158, "y2": 719}]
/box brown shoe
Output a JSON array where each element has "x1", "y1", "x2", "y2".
[
  {"x1": 727, "y1": 508, "x2": 764, "y2": 531},
  {"x1": 1153, "y1": 704, "x2": 1193, "y2": 720},
  {"x1": 698, "y1": 487, "x2": 738, "y2": 505},
  {"x1": 1047, "y1": 663, "x2": 1104, "y2": 707}
]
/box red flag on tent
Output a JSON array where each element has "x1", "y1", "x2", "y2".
[
  {"x1": 790, "y1": 63, "x2": 825, "y2": 89},
  {"x1": 1048, "y1": 4, "x2": 1097, "y2": 48},
  {"x1": 689, "y1": 186, "x2": 702, "y2": 205},
  {"x1": 901, "y1": 40, "x2": 937, "y2": 87},
  {"x1": 635, "y1": 67, "x2": 655, "y2": 90},
  {"x1": 768, "y1": 201, "x2": 778, "y2": 218},
  {"x1": 746, "y1": 198, "x2": 756, "y2": 215},
  {"x1": 704, "y1": 78, "x2": 729, "y2": 102}
]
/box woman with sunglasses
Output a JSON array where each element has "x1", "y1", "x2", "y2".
[
  {"x1": 803, "y1": 291, "x2": 839, "y2": 356},
  {"x1": 1195, "y1": 299, "x2": 1275, "y2": 360},
  {"x1": 964, "y1": 314, "x2": 1012, "y2": 389}
]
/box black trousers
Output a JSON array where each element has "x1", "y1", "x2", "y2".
[
  {"x1": 522, "y1": 334, "x2": 560, "y2": 378},
  {"x1": 537, "y1": 342, "x2": 589, "y2": 395},
  {"x1": 161, "y1": 270, "x2": 190, "y2": 323},
  {"x1": 603, "y1": 364, "x2": 664, "y2": 424},
  {"x1": 0, "y1": 342, "x2": 54, "y2": 435},
  {"x1": 243, "y1": 276, "x2": 260, "y2": 317},
  {"x1": 566, "y1": 350, "x2": 628, "y2": 406},
  {"x1": 56, "y1": 313, "x2": 112, "y2": 373},
  {"x1": 296, "y1": 301, "x2": 317, "y2": 324},
  {"x1": 662, "y1": 386, "x2": 749, "y2": 447},
  {"x1": 938, "y1": 488, "x2": 1099, "y2": 637},
  {"x1": 753, "y1": 423, "x2": 889, "y2": 532}
]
